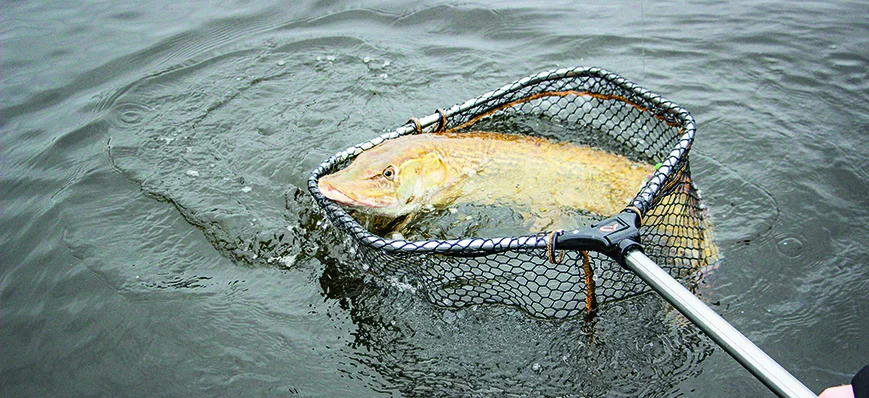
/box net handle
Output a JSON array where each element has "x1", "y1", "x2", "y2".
[{"x1": 622, "y1": 250, "x2": 816, "y2": 398}]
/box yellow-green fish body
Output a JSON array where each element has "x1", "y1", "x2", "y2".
[{"x1": 318, "y1": 132, "x2": 654, "y2": 228}]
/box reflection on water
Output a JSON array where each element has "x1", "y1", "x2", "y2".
[{"x1": 2, "y1": 0, "x2": 868, "y2": 396}]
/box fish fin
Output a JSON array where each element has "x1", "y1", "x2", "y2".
[
  {"x1": 419, "y1": 152, "x2": 447, "y2": 182},
  {"x1": 388, "y1": 213, "x2": 414, "y2": 236}
]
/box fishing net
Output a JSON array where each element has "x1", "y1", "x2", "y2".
[{"x1": 308, "y1": 67, "x2": 717, "y2": 319}]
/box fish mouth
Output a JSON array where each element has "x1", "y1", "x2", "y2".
[{"x1": 317, "y1": 179, "x2": 390, "y2": 209}]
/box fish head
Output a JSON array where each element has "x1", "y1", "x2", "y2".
[{"x1": 318, "y1": 141, "x2": 448, "y2": 217}]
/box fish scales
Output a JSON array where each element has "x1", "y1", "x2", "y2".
[
  {"x1": 318, "y1": 132, "x2": 655, "y2": 227},
  {"x1": 318, "y1": 131, "x2": 718, "y2": 275},
  {"x1": 435, "y1": 132, "x2": 650, "y2": 218}
]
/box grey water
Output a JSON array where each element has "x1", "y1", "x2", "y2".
[{"x1": 2, "y1": 1, "x2": 867, "y2": 396}]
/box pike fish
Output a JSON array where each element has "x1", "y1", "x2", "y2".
[{"x1": 317, "y1": 131, "x2": 654, "y2": 230}]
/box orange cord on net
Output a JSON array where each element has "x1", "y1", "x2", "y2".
[
  {"x1": 581, "y1": 250, "x2": 597, "y2": 316},
  {"x1": 546, "y1": 230, "x2": 564, "y2": 264},
  {"x1": 547, "y1": 231, "x2": 596, "y2": 316},
  {"x1": 434, "y1": 108, "x2": 446, "y2": 133},
  {"x1": 407, "y1": 117, "x2": 422, "y2": 134}
]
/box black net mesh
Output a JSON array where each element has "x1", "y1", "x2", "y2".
[{"x1": 309, "y1": 67, "x2": 717, "y2": 319}]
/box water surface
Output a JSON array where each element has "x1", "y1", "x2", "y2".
[{"x1": 2, "y1": 1, "x2": 868, "y2": 396}]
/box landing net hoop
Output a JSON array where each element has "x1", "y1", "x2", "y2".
[{"x1": 309, "y1": 66, "x2": 714, "y2": 319}]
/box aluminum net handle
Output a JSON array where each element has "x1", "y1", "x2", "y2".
[{"x1": 623, "y1": 250, "x2": 815, "y2": 398}]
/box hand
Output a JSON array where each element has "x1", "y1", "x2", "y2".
[{"x1": 819, "y1": 385, "x2": 854, "y2": 398}]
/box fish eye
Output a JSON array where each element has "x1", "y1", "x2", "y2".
[{"x1": 382, "y1": 165, "x2": 396, "y2": 181}]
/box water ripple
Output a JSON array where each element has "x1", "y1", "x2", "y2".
[{"x1": 4, "y1": 1, "x2": 869, "y2": 396}]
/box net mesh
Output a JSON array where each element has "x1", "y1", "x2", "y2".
[{"x1": 309, "y1": 67, "x2": 717, "y2": 319}]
